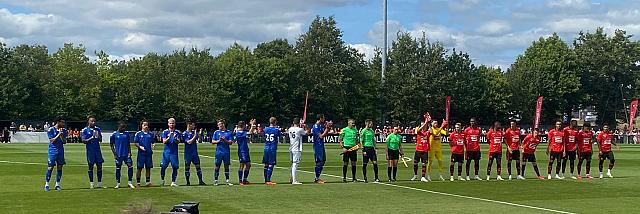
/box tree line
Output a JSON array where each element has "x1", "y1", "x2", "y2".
[{"x1": 1, "y1": 16, "x2": 638, "y2": 127}]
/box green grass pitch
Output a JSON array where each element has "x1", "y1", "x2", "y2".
[{"x1": 0, "y1": 143, "x2": 638, "y2": 213}]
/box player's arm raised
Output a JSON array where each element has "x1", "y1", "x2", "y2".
[
  {"x1": 81, "y1": 129, "x2": 91, "y2": 144},
  {"x1": 321, "y1": 122, "x2": 330, "y2": 138},
  {"x1": 211, "y1": 132, "x2": 220, "y2": 144},
  {"x1": 188, "y1": 131, "x2": 197, "y2": 145},
  {"x1": 226, "y1": 133, "x2": 234, "y2": 145},
  {"x1": 162, "y1": 131, "x2": 170, "y2": 144},
  {"x1": 60, "y1": 129, "x2": 67, "y2": 144}
]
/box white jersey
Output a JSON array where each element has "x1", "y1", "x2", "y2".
[{"x1": 288, "y1": 127, "x2": 307, "y2": 152}]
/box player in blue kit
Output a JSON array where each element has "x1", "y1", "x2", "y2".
[
  {"x1": 134, "y1": 119, "x2": 155, "y2": 187},
  {"x1": 312, "y1": 114, "x2": 331, "y2": 184},
  {"x1": 263, "y1": 117, "x2": 281, "y2": 185},
  {"x1": 212, "y1": 119, "x2": 234, "y2": 186},
  {"x1": 183, "y1": 120, "x2": 205, "y2": 186},
  {"x1": 236, "y1": 119, "x2": 256, "y2": 185},
  {"x1": 161, "y1": 118, "x2": 181, "y2": 187},
  {"x1": 110, "y1": 121, "x2": 135, "y2": 189},
  {"x1": 44, "y1": 116, "x2": 68, "y2": 191},
  {"x1": 81, "y1": 116, "x2": 105, "y2": 189}
]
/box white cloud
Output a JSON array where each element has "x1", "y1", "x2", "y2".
[
  {"x1": 368, "y1": 20, "x2": 405, "y2": 47},
  {"x1": 547, "y1": 18, "x2": 606, "y2": 33},
  {"x1": 408, "y1": 24, "x2": 462, "y2": 47},
  {"x1": 447, "y1": 0, "x2": 482, "y2": 11},
  {"x1": 0, "y1": 8, "x2": 66, "y2": 37},
  {"x1": 0, "y1": 0, "x2": 364, "y2": 59},
  {"x1": 477, "y1": 21, "x2": 512, "y2": 36},
  {"x1": 606, "y1": 9, "x2": 640, "y2": 24},
  {"x1": 546, "y1": 0, "x2": 591, "y2": 10},
  {"x1": 349, "y1": 43, "x2": 376, "y2": 61}
]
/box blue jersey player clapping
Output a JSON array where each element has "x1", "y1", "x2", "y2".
[{"x1": 81, "y1": 116, "x2": 105, "y2": 189}]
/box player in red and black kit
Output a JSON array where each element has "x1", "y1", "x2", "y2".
[
  {"x1": 521, "y1": 128, "x2": 544, "y2": 179},
  {"x1": 597, "y1": 124, "x2": 617, "y2": 179},
  {"x1": 463, "y1": 118, "x2": 482, "y2": 180},
  {"x1": 486, "y1": 121, "x2": 505, "y2": 181},
  {"x1": 562, "y1": 120, "x2": 579, "y2": 179},
  {"x1": 576, "y1": 122, "x2": 594, "y2": 179},
  {"x1": 448, "y1": 122, "x2": 466, "y2": 181},
  {"x1": 546, "y1": 120, "x2": 565, "y2": 180},
  {"x1": 411, "y1": 116, "x2": 431, "y2": 182},
  {"x1": 504, "y1": 121, "x2": 523, "y2": 180}
]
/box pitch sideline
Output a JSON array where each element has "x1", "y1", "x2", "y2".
[{"x1": 198, "y1": 154, "x2": 575, "y2": 214}]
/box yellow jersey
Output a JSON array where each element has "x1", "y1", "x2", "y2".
[{"x1": 429, "y1": 127, "x2": 447, "y2": 151}]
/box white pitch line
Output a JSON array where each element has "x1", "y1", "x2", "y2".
[{"x1": 198, "y1": 154, "x2": 575, "y2": 214}]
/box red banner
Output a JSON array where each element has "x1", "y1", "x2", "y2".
[
  {"x1": 629, "y1": 98, "x2": 638, "y2": 133},
  {"x1": 534, "y1": 96, "x2": 543, "y2": 129},
  {"x1": 302, "y1": 91, "x2": 309, "y2": 123},
  {"x1": 445, "y1": 96, "x2": 451, "y2": 122}
]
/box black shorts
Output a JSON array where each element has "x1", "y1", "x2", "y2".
[
  {"x1": 387, "y1": 149, "x2": 399, "y2": 160},
  {"x1": 466, "y1": 151, "x2": 481, "y2": 160},
  {"x1": 507, "y1": 150, "x2": 520, "y2": 161},
  {"x1": 451, "y1": 153, "x2": 464, "y2": 163},
  {"x1": 414, "y1": 151, "x2": 428, "y2": 163},
  {"x1": 565, "y1": 150, "x2": 577, "y2": 160},
  {"x1": 362, "y1": 147, "x2": 377, "y2": 163},
  {"x1": 343, "y1": 147, "x2": 357, "y2": 162},
  {"x1": 522, "y1": 153, "x2": 536, "y2": 162},
  {"x1": 488, "y1": 152, "x2": 502, "y2": 160},
  {"x1": 550, "y1": 151, "x2": 563, "y2": 160},
  {"x1": 599, "y1": 151, "x2": 615, "y2": 161},
  {"x1": 579, "y1": 152, "x2": 592, "y2": 160}
]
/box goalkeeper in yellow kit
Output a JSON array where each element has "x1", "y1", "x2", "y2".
[{"x1": 428, "y1": 119, "x2": 448, "y2": 181}]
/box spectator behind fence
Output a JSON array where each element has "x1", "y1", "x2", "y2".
[
  {"x1": 10, "y1": 122, "x2": 17, "y2": 134},
  {"x1": 27, "y1": 125, "x2": 35, "y2": 132},
  {"x1": 2, "y1": 127, "x2": 10, "y2": 143}
]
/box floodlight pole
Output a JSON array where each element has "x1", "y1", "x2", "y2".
[{"x1": 380, "y1": 0, "x2": 388, "y2": 127}]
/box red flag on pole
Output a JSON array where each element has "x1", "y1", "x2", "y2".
[
  {"x1": 629, "y1": 98, "x2": 638, "y2": 133},
  {"x1": 302, "y1": 91, "x2": 309, "y2": 123},
  {"x1": 534, "y1": 96, "x2": 543, "y2": 129},
  {"x1": 445, "y1": 96, "x2": 451, "y2": 122}
]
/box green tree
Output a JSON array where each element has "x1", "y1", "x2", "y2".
[
  {"x1": 506, "y1": 33, "x2": 581, "y2": 123},
  {"x1": 292, "y1": 16, "x2": 369, "y2": 124},
  {"x1": 574, "y1": 28, "x2": 640, "y2": 126}
]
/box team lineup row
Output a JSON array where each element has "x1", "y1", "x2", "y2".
[{"x1": 41, "y1": 114, "x2": 618, "y2": 191}]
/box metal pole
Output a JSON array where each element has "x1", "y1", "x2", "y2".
[
  {"x1": 382, "y1": 0, "x2": 387, "y2": 84},
  {"x1": 379, "y1": 0, "x2": 388, "y2": 127}
]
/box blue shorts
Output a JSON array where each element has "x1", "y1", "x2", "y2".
[
  {"x1": 47, "y1": 151, "x2": 65, "y2": 167},
  {"x1": 115, "y1": 156, "x2": 133, "y2": 167},
  {"x1": 184, "y1": 153, "x2": 201, "y2": 166},
  {"x1": 215, "y1": 153, "x2": 231, "y2": 166},
  {"x1": 314, "y1": 147, "x2": 326, "y2": 163},
  {"x1": 137, "y1": 153, "x2": 153, "y2": 169},
  {"x1": 160, "y1": 153, "x2": 179, "y2": 169},
  {"x1": 238, "y1": 152, "x2": 251, "y2": 163},
  {"x1": 86, "y1": 150, "x2": 104, "y2": 166},
  {"x1": 262, "y1": 150, "x2": 277, "y2": 165}
]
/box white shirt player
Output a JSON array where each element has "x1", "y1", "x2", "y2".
[{"x1": 288, "y1": 126, "x2": 307, "y2": 152}]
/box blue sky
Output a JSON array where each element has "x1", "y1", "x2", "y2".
[{"x1": 1, "y1": 0, "x2": 638, "y2": 69}]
